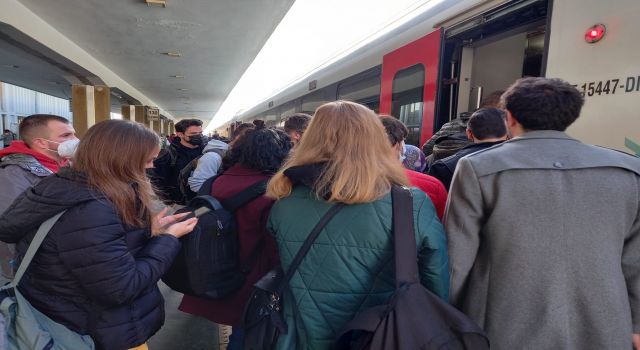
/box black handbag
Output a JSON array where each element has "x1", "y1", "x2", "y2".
[
  {"x1": 335, "y1": 186, "x2": 489, "y2": 349},
  {"x1": 242, "y1": 204, "x2": 345, "y2": 350}
]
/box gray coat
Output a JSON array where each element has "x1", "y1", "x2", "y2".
[{"x1": 445, "y1": 130, "x2": 640, "y2": 350}]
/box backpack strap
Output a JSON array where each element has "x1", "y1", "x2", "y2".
[
  {"x1": 391, "y1": 185, "x2": 420, "y2": 286},
  {"x1": 196, "y1": 175, "x2": 219, "y2": 196},
  {"x1": 277, "y1": 203, "x2": 345, "y2": 292},
  {"x1": 221, "y1": 179, "x2": 269, "y2": 213},
  {"x1": 10, "y1": 211, "x2": 66, "y2": 288}
]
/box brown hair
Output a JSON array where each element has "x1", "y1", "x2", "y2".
[
  {"x1": 379, "y1": 115, "x2": 408, "y2": 146},
  {"x1": 268, "y1": 101, "x2": 408, "y2": 204},
  {"x1": 19, "y1": 114, "x2": 69, "y2": 146},
  {"x1": 73, "y1": 119, "x2": 160, "y2": 228},
  {"x1": 283, "y1": 113, "x2": 311, "y2": 134}
]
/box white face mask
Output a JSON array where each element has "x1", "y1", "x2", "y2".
[
  {"x1": 398, "y1": 141, "x2": 406, "y2": 162},
  {"x1": 42, "y1": 138, "x2": 80, "y2": 158}
]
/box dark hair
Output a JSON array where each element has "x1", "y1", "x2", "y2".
[
  {"x1": 19, "y1": 114, "x2": 69, "y2": 145},
  {"x1": 3, "y1": 129, "x2": 11, "y2": 133},
  {"x1": 467, "y1": 108, "x2": 507, "y2": 139},
  {"x1": 283, "y1": 113, "x2": 311, "y2": 134},
  {"x1": 231, "y1": 122, "x2": 255, "y2": 141},
  {"x1": 252, "y1": 120, "x2": 266, "y2": 130},
  {"x1": 501, "y1": 77, "x2": 584, "y2": 131},
  {"x1": 174, "y1": 118, "x2": 203, "y2": 133},
  {"x1": 479, "y1": 90, "x2": 505, "y2": 109},
  {"x1": 222, "y1": 128, "x2": 292, "y2": 173},
  {"x1": 379, "y1": 116, "x2": 408, "y2": 146}
]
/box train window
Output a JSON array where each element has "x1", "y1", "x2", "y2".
[
  {"x1": 391, "y1": 64, "x2": 424, "y2": 146},
  {"x1": 337, "y1": 69, "x2": 381, "y2": 112},
  {"x1": 301, "y1": 86, "x2": 336, "y2": 114}
]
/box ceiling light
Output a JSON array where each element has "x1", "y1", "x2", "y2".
[
  {"x1": 177, "y1": 88, "x2": 189, "y2": 91},
  {"x1": 162, "y1": 52, "x2": 182, "y2": 57},
  {"x1": 145, "y1": 0, "x2": 166, "y2": 8},
  {"x1": 170, "y1": 75, "x2": 185, "y2": 78}
]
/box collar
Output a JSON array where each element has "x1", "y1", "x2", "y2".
[
  {"x1": 223, "y1": 163, "x2": 272, "y2": 176},
  {"x1": 510, "y1": 130, "x2": 578, "y2": 142},
  {"x1": 0, "y1": 140, "x2": 64, "y2": 172},
  {"x1": 283, "y1": 163, "x2": 328, "y2": 190}
]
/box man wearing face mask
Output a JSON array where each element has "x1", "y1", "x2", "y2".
[
  {"x1": 0, "y1": 114, "x2": 77, "y2": 280},
  {"x1": 151, "y1": 118, "x2": 206, "y2": 204}
]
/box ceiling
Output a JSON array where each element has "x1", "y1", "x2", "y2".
[{"x1": 2, "y1": 0, "x2": 295, "y2": 120}]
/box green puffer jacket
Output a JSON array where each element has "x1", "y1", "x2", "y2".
[{"x1": 268, "y1": 184, "x2": 449, "y2": 350}]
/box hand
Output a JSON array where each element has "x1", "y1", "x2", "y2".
[
  {"x1": 633, "y1": 333, "x2": 640, "y2": 349},
  {"x1": 165, "y1": 217, "x2": 198, "y2": 238},
  {"x1": 151, "y1": 207, "x2": 190, "y2": 235}
]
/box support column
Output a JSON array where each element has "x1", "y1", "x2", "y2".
[
  {"x1": 121, "y1": 105, "x2": 135, "y2": 121},
  {"x1": 72, "y1": 85, "x2": 110, "y2": 137},
  {"x1": 159, "y1": 117, "x2": 165, "y2": 135}
]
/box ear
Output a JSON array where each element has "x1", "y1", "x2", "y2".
[
  {"x1": 466, "y1": 129, "x2": 474, "y2": 141},
  {"x1": 505, "y1": 110, "x2": 518, "y2": 128},
  {"x1": 29, "y1": 137, "x2": 48, "y2": 150}
]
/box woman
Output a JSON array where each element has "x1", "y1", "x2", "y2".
[
  {"x1": 0, "y1": 119, "x2": 197, "y2": 350},
  {"x1": 179, "y1": 126, "x2": 292, "y2": 349},
  {"x1": 267, "y1": 101, "x2": 449, "y2": 349}
]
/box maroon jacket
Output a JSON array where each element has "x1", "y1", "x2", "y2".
[{"x1": 178, "y1": 164, "x2": 280, "y2": 326}]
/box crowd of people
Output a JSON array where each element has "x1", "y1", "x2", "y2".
[{"x1": 0, "y1": 77, "x2": 638, "y2": 350}]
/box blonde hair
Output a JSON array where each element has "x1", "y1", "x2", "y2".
[
  {"x1": 267, "y1": 100, "x2": 408, "y2": 204},
  {"x1": 74, "y1": 120, "x2": 159, "y2": 228}
]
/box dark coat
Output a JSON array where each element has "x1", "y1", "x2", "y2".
[
  {"x1": 0, "y1": 169, "x2": 181, "y2": 350},
  {"x1": 428, "y1": 141, "x2": 503, "y2": 190},
  {"x1": 151, "y1": 139, "x2": 204, "y2": 204},
  {"x1": 179, "y1": 164, "x2": 280, "y2": 326}
]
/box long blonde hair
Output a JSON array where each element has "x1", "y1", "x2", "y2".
[
  {"x1": 73, "y1": 119, "x2": 159, "y2": 228},
  {"x1": 267, "y1": 100, "x2": 408, "y2": 204}
]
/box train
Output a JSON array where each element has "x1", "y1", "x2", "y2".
[{"x1": 216, "y1": 0, "x2": 640, "y2": 155}]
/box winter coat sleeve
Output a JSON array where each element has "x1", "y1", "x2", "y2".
[
  {"x1": 444, "y1": 157, "x2": 484, "y2": 306},
  {"x1": 623, "y1": 178, "x2": 640, "y2": 333},
  {"x1": 56, "y1": 201, "x2": 181, "y2": 306},
  {"x1": 0, "y1": 165, "x2": 40, "y2": 215},
  {"x1": 414, "y1": 189, "x2": 449, "y2": 300},
  {"x1": 188, "y1": 152, "x2": 221, "y2": 192}
]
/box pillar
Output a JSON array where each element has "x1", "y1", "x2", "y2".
[
  {"x1": 72, "y1": 85, "x2": 110, "y2": 137},
  {"x1": 121, "y1": 105, "x2": 135, "y2": 121}
]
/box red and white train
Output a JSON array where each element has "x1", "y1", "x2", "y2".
[{"x1": 219, "y1": 0, "x2": 640, "y2": 154}]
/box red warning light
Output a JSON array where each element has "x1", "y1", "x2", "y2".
[{"x1": 585, "y1": 24, "x2": 606, "y2": 43}]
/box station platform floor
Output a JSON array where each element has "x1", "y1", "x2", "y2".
[{"x1": 148, "y1": 282, "x2": 227, "y2": 350}]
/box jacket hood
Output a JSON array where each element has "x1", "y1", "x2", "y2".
[
  {"x1": 203, "y1": 139, "x2": 229, "y2": 153},
  {"x1": 0, "y1": 168, "x2": 101, "y2": 243},
  {"x1": 0, "y1": 140, "x2": 64, "y2": 172},
  {"x1": 283, "y1": 162, "x2": 332, "y2": 198}
]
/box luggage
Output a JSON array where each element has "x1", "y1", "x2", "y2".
[
  {"x1": 162, "y1": 179, "x2": 268, "y2": 299},
  {"x1": 242, "y1": 204, "x2": 345, "y2": 350},
  {"x1": 0, "y1": 211, "x2": 95, "y2": 350},
  {"x1": 335, "y1": 186, "x2": 489, "y2": 350}
]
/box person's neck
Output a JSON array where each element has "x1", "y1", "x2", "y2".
[
  {"x1": 474, "y1": 137, "x2": 506, "y2": 143},
  {"x1": 179, "y1": 140, "x2": 198, "y2": 149}
]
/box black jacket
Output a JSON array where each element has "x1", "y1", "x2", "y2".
[
  {"x1": 151, "y1": 139, "x2": 204, "y2": 204},
  {"x1": 427, "y1": 141, "x2": 504, "y2": 190},
  {"x1": 0, "y1": 169, "x2": 181, "y2": 350}
]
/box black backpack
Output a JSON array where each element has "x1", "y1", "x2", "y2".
[
  {"x1": 162, "y1": 178, "x2": 268, "y2": 299},
  {"x1": 166, "y1": 145, "x2": 226, "y2": 203},
  {"x1": 335, "y1": 186, "x2": 489, "y2": 350}
]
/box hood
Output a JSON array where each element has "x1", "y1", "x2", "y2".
[
  {"x1": 203, "y1": 139, "x2": 229, "y2": 153},
  {"x1": 283, "y1": 162, "x2": 331, "y2": 198},
  {"x1": 0, "y1": 168, "x2": 101, "y2": 243},
  {"x1": 0, "y1": 140, "x2": 64, "y2": 172}
]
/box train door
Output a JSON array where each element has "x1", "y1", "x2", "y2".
[
  {"x1": 437, "y1": 0, "x2": 549, "y2": 129},
  {"x1": 379, "y1": 28, "x2": 442, "y2": 147}
]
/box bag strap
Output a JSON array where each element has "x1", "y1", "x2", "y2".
[
  {"x1": 278, "y1": 204, "x2": 345, "y2": 292},
  {"x1": 196, "y1": 175, "x2": 218, "y2": 196},
  {"x1": 221, "y1": 179, "x2": 269, "y2": 213},
  {"x1": 391, "y1": 185, "x2": 420, "y2": 287},
  {"x1": 10, "y1": 211, "x2": 67, "y2": 288}
]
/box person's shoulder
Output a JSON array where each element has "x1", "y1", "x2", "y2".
[{"x1": 406, "y1": 170, "x2": 445, "y2": 190}]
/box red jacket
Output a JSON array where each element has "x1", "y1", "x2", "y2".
[
  {"x1": 405, "y1": 169, "x2": 447, "y2": 220},
  {"x1": 0, "y1": 141, "x2": 64, "y2": 172},
  {"x1": 178, "y1": 164, "x2": 280, "y2": 326}
]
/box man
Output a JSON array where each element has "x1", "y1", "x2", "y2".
[
  {"x1": 2, "y1": 129, "x2": 15, "y2": 148},
  {"x1": 0, "y1": 114, "x2": 76, "y2": 280},
  {"x1": 152, "y1": 118, "x2": 206, "y2": 204},
  {"x1": 445, "y1": 77, "x2": 640, "y2": 349},
  {"x1": 380, "y1": 116, "x2": 447, "y2": 220},
  {"x1": 283, "y1": 113, "x2": 311, "y2": 146},
  {"x1": 428, "y1": 108, "x2": 507, "y2": 190}
]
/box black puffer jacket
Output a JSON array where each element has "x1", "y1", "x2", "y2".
[{"x1": 0, "y1": 169, "x2": 181, "y2": 350}]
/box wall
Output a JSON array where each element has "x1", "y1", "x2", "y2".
[{"x1": 546, "y1": 0, "x2": 640, "y2": 153}]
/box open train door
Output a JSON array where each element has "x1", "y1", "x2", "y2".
[{"x1": 379, "y1": 28, "x2": 442, "y2": 147}]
